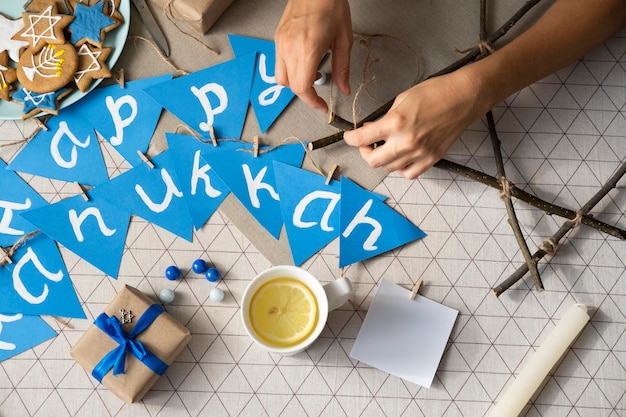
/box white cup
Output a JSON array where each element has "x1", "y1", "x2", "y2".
[{"x1": 241, "y1": 265, "x2": 353, "y2": 355}]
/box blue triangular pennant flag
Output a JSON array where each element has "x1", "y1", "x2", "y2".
[
  {"x1": 0, "y1": 313, "x2": 57, "y2": 362},
  {"x1": 20, "y1": 193, "x2": 131, "y2": 278},
  {"x1": 89, "y1": 151, "x2": 194, "y2": 242},
  {"x1": 0, "y1": 160, "x2": 48, "y2": 247},
  {"x1": 143, "y1": 54, "x2": 256, "y2": 140},
  {"x1": 228, "y1": 34, "x2": 295, "y2": 133},
  {"x1": 71, "y1": 74, "x2": 172, "y2": 166},
  {"x1": 203, "y1": 142, "x2": 306, "y2": 239},
  {"x1": 7, "y1": 108, "x2": 108, "y2": 186},
  {"x1": 339, "y1": 176, "x2": 427, "y2": 268},
  {"x1": 165, "y1": 133, "x2": 231, "y2": 230},
  {"x1": 0, "y1": 232, "x2": 85, "y2": 318},
  {"x1": 273, "y1": 161, "x2": 341, "y2": 265}
]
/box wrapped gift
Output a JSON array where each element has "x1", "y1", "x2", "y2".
[
  {"x1": 70, "y1": 285, "x2": 191, "y2": 403},
  {"x1": 149, "y1": 0, "x2": 235, "y2": 34}
]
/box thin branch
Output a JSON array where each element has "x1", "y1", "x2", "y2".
[
  {"x1": 486, "y1": 111, "x2": 544, "y2": 291},
  {"x1": 493, "y1": 160, "x2": 626, "y2": 296},
  {"x1": 433, "y1": 158, "x2": 626, "y2": 240},
  {"x1": 312, "y1": 0, "x2": 544, "y2": 149}
]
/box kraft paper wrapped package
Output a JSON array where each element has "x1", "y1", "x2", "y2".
[
  {"x1": 149, "y1": 0, "x2": 234, "y2": 34},
  {"x1": 70, "y1": 285, "x2": 192, "y2": 403}
]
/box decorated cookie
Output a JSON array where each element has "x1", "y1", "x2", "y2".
[
  {"x1": 12, "y1": 85, "x2": 72, "y2": 119},
  {"x1": 17, "y1": 43, "x2": 78, "y2": 93},
  {"x1": 0, "y1": 51, "x2": 18, "y2": 101},
  {"x1": 73, "y1": 43, "x2": 111, "y2": 92},
  {"x1": 0, "y1": 13, "x2": 29, "y2": 62},
  {"x1": 23, "y1": 0, "x2": 72, "y2": 15},
  {"x1": 67, "y1": 2, "x2": 117, "y2": 47},
  {"x1": 102, "y1": 0, "x2": 124, "y2": 28},
  {"x1": 13, "y1": 5, "x2": 74, "y2": 53}
]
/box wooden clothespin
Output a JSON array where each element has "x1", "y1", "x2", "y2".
[
  {"x1": 0, "y1": 247, "x2": 12, "y2": 265},
  {"x1": 34, "y1": 117, "x2": 48, "y2": 131},
  {"x1": 328, "y1": 111, "x2": 336, "y2": 125},
  {"x1": 253, "y1": 135, "x2": 259, "y2": 158},
  {"x1": 325, "y1": 163, "x2": 338, "y2": 185},
  {"x1": 137, "y1": 150, "x2": 154, "y2": 168},
  {"x1": 207, "y1": 125, "x2": 217, "y2": 146},
  {"x1": 74, "y1": 181, "x2": 89, "y2": 201},
  {"x1": 410, "y1": 278, "x2": 423, "y2": 300},
  {"x1": 117, "y1": 68, "x2": 125, "y2": 89}
]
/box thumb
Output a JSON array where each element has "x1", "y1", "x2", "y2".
[{"x1": 344, "y1": 120, "x2": 388, "y2": 147}]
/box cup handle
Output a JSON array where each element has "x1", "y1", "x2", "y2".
[{"x1": 323, "y1": 277, "x2": 353, "y2": 311}]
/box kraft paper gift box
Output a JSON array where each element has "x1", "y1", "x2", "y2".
[
  {"x1": 70, "y1": 285, "x2": 191, "y2": 403},
  {"x1": 149, "y1": 0, "x2": 235, "y2": 34}
]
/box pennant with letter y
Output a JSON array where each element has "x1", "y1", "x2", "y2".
[
  {"x1": 228, "y1": 34, "x2": 295, "y2": 133},
  {"x1": 339, "y1": 176, "x2": 427, "y2": 268}
]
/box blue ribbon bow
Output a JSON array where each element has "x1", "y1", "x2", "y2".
[{"x1": 91, "y1": 304, "x2": 169, "y2": 382}]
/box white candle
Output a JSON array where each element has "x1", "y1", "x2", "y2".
[{"x1": 487, "y1": 303, "x2": 590, "y2": 417}]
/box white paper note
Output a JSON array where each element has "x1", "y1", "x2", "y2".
[{"x1": 350, "y1": 279, "x2": 458, "y2": 388}]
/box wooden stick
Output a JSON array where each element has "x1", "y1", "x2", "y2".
[
  {"x1": 253, "y1": 135, "x2": 259, "y2": 157},
  {"x1": 486, "y1": 110, "x2": 543, "y2": 291}
]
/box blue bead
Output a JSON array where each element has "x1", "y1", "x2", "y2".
[
  {"x1": 165, "y1": 265, "x2": 181, "y2": 280},
  {"x1": 209, "y1": 288, "x2": 224, "y2": 302},
  {"x1": 159, "y1": 288, "x2": 176, "y2": 304},
  {"x1": 192, "y1": 259, "x2": 208, "y2": 274},
  {"x1": 205, "y1": 267, "x2": 221, "y2": 282}
]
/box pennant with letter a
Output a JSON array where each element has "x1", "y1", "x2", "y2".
[
  {"x1": 72, "y1": 74, "x2": 172, "y2": 166},
  {"x1": 88, "y1": 151, "x2": 194, "y2": 242},
  {"x1": 143, "y1": 54, "x2": 256, "y2": 140},
  {"x1": 203, "y1": 142, "x2": 305, "y2": 239},
  {"x1": 165, "y1": 133, "x2": 231, "y2": 230},
  {"x1": 273, "y1": 161, "x2": 341, "y2": 265},
  {"x1": 228, "y1": 34, "x2": 295, "y2": 133},
  {"x1": 0, "y1": 232, "x2": 85, "y2": 319},
  {"x1": 0, "y1": 160, "x2": 48, "y2": 247},
  {"x1": 20, "y1": 192, "x2": 131, "y2": 278},
  {"x1": 339, "y1": 176, "x2": 427, "y2": 268},
  {"x1": 7, "y1": 108, "x2": 108, "y2": 186}
]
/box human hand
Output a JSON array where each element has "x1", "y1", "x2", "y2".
[
  {"x1": 343, "y1": 68, "x2": 487, "y2": 179},
  {"x1": 275, "y1": 0, "x2": 353, "y2": 113}
]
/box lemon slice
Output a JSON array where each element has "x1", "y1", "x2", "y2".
[{"x1": 250, "y1": 278, "x2": 319, "y2": 347}]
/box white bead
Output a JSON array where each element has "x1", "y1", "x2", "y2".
[
  {"x1": 314, "y1": 72, "x2": 327, "y2": 86},
  {"x1": 159, "y1": 288, "x2": 176, "y2": 304},
  {"x1": 209, "y1": 287, "x2": 225, "y2": 302}
]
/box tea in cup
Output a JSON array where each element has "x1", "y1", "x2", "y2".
[{"x1": 241, "y1": 265, "x2": 353, "y2": 355}]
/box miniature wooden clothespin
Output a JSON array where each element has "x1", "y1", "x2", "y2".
[
  {"x1": 117, "y1": 68, "x2": 125, "y2": 89},
  {"x1": 137, "y1": 150, "x2": 154, "y2": 168},
  {"x1": 207, "y1": 125, "x2": 217, "y2": 146},
  {"x1": 410, "y1": 278, "x2": 423, "y2": 300},
  {"x1": 325, "y1": 163, "x2": 338, "y2": 185},
  {"x1": 74, "y1": 181, "x2": 89, "y2": 201},
  {"x1": 253, "y1": 135, "x2": 259, "y2": 158},
  {"x1": 0, "y1": 247, "x2": 13, "y2": 265},
  {"x1": 34, "y1": 117, "x2": 48, "y2": 131},
  {"x1": 328, "y1": 111, "x2": 336, "y2": 125}
]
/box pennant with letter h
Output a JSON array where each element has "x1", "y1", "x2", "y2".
[{"x1": 339, "y1": 177, "x2": 427, "y2": 268}]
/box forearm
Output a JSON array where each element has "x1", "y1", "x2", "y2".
[{"x1": 465, "y1": 0, "x2": 626, "y2": 114}]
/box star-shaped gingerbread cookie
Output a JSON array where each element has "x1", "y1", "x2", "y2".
[
  {"x1": 12, "y1": 5, "x2": 74, "y2": 53},
  {"x1": 68, "y1": 2, "x2": 116, "y2": 47},
  {"x1": 73, "y1": 43, "x2": 111, "y2": 92},
  {"x1": 0, "y1": 51, "x2": 18, "y2": 101},
  {"x1": 0, "y1": 13, "x2": 29, "y2": 62}
]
